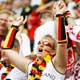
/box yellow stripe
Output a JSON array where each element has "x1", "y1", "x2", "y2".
[
  {"x1": 6, "y1": 71, "x2": 10, "y2": 74},
  {"x1": 10, "y1": 64, "x2": 15, "y2": 67},
  {"x1": 3, "y1": 27, "x2": 16, "y2": 48},
  {"x1": 58, "y1": 33, "x2": 67, "y2": 43},
  {"x1": 0, "y1": 63, "x2": 4, "y2": 67},
  {"x1": 58, "y1": 40, "x2": 67, "y2": 42},
  {"x1": 40, "y1": 0, "x2": 44, "y2": 6}
]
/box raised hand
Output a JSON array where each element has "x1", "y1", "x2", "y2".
[
  {"x1": 54, "y1": 1, "x2": 68, "y2": 15},
  {"x1": 12, "y1": 16, "x2": 24, "y2": 27}
]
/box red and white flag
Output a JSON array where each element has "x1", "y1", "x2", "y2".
[{"x1": 67, "y1": 26, "x2": 80, "y2": 43}]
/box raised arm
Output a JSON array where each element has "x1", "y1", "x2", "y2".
[
  {"x1": 36, "y1": 1, "x2": 54, "y2": 12},
  {"x1": 54, "y1": 1, "x2": 68, "y2": 74},
  {"x1": 2, "y1": 16, "x2": 24, "y2": 49},
  {"x1": 1, "y1": 16, "x2": 31, "y2": 73}
]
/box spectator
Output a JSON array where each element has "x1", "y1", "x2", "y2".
[
  {"x1": 1, "y1": 1, "x2": 68, "y2": 80},
  {"x1": 0, "y1": 10, "x2": 31, "y2": 80},
  {"x1": 0, "y1": 10, "x2": 18, "y2": 80}
]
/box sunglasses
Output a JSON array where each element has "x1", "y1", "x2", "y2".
[{"x1": 38, "y1": 40, "x2": 53, "y2": 48}]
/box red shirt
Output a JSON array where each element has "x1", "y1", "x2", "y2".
[{"x1": 28, "y1": 11, "x2": 41, "y2": 40}]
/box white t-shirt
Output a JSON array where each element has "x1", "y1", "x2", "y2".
[
  {"x1": 34, "y1": 21, "x2": 56, "y2": 54},
  {"x1": 19, "y1": 33, "x2": 31, "y2": 57},
  {"x1": 27, "y1": 61, "x2": 65, "y2": 80}
]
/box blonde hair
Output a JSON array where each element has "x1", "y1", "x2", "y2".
[{"x1": 0, "y1": 10, "x2": 15, "y2": 16}]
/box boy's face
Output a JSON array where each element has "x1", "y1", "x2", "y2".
[{"x1": 37, "y1": 37, "x2": 55, "y2": 58}]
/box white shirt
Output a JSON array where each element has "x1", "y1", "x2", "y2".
[
  {"x1": 28, "y1": 61, "x2": 65, "y2": 80},
  {"x1": 19, "y1": 33, "x2": 31, "y2": 57},
  {"x1": 31, "y1": 0, "x2": 41, "y2": 6},
  {"x1": 33, "y1": 21, "x2": 56, "y2": 54}
]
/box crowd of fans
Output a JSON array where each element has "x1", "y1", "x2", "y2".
[{"x1": 0, "y1": 0, "x2": 80, "y2": 80}]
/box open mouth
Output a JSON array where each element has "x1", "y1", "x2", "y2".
[
  {"x1": 38, "y1": 48, "x2": 43, "y2": 53},
  {"x1": 38, "y1": 49, "x2": 43, "y2": 52}
]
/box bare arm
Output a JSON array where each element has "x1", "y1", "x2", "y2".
[
  {"x1": 54, "y1": 44, "x2": 67, "y2": 73},
  {"x1": 36, "y1": 1, "x2": 54, "y2": 12},
  {"x1": 54, "y1": 16, "x2": 67, "y2": 74},
  {"x1": 53, "y1": 1, "x2": 68, "y2": 74},
  {"x1": 1, "y1": 49, "x2": 31, "y2": 73}
]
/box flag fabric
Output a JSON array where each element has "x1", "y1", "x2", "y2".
[{"x1": 67, "y1": 26, "x2": 80, "y2": 43}]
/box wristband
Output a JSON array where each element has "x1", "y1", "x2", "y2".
[
  {"x1": 2, "y1": 28, "x2": 18, "y2": 49},
  {"x1": 11, "y1": 25, "x2": 18, "y2": 29},
  {"x1": 56, "y1": 14, "x2": 63, "y2": 17},
  {"x1": 56, "y1": 15, "x2": 67, "y2": 43}
]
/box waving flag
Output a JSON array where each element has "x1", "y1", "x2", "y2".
[{"x1": 67, "y1": 26, "x2": 80, "y2": 43}]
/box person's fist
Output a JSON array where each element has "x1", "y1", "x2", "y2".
[
  {"x1": 54, "y1": 1, "x2": 68, "y2": 15},
  {"x1": 0, "y1": 49, "x2": 11, "y2": 64},
  {"x1": 12, "y1": 16, "x2": 24, "y2": 27}
]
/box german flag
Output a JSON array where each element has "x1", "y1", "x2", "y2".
[
  {"x1": 3, "y1": 27, "x2": 18, "y2": 49},
  {"x1": 56, "y1": 15, "x2": 67, "y2": 43}
]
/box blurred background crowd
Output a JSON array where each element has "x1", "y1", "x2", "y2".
[
  {"x1": 0, "y1": 0, "x2": 80, "y2": 19},
  {"x1": 0, "y1": 0, "x2": 80, "y2": 51},
  {"x1": 0, "y1": 0, "x2": 80, "y2": 17}
]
